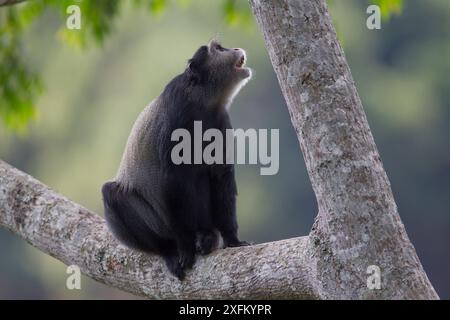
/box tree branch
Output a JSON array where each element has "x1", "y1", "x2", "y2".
[
  {"x1": 0, "y1": 160, "x2": 317, "y2": 299},
  {"x1": 0, "y1": 0, "x2": 439, "y2": 300},
  {"x1": 0, "y1": 0, "x2": 27, "y2": 7}
]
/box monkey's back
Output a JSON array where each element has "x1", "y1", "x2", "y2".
[{"x1": 115, "y1": 97, "x2": 167, "y2": 195}]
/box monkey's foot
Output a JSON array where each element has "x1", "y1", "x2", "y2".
[
  {"x1": 179, "y1": 249, "x2": 196, "y2": 270},
  {"x1": 224, "y1": 240, "x2": 251, "y2": 248},
  {"x1": 164, "y1": 255, "x2": 186, "y2": 280},
  {"x1": 163, "y1": 249, "x2": 196, "y2": 281}
]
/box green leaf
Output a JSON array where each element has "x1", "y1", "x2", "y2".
[
  {"x1": 223, "y1": 0, "x2": 252, "y2": 28},
  {"x1": 373, "y1": 0, "x2": 404, "y2": 20},
  {"x1": 149, "y1": 0, "x2": 166, "y2": 15}
]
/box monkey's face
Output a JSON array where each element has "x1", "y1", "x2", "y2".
[
  {"x1": 187, "y1": 40, "x2": 252, "y2": 87},
  {"x1": 207, "y1": 40, "x2": 251, "y2": 82}
]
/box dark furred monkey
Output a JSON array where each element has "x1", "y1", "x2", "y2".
[{"x1": 102, "y1": 40, "x2": 251, "y2": 280}]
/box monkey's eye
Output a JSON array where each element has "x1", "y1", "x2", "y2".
[{"x1": 216, "y1": 44, "x2": 226, "y2": 52}]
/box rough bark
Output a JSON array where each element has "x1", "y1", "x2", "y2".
[
  {"x1": 0, "y1": 0, "x2": 439, "y2": 299},
  {"x1": 250, "y1": 0, "x2": 438, "y2": 299},
  {"x1": 0, "y1": 160, "x2": 316, "y2": 299}
]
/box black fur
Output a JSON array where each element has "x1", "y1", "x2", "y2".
[{"x1": 102, "y1": 41, "x2": 250, "y2": 280}]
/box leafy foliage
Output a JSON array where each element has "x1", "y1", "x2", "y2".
[
  {"x1": 0, "y1": 0, "x2": 402, "y2": 131},
  {"x1": 372, "y1": 0, "x2": 403, "y2": 20},
  {"x1": 223, "y1": 0, "x2": 252, "y2": 27},
  {"x1": 1, "y1": 0, "x2": 166, "y2": 131},
  {"x1": 0, "y1": 6, "x2": 42, "y2": 131}
]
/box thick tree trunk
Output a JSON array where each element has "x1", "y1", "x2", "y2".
[
  {"x1": 0, "y1": 0, "x2": 438, "y2": 299},
  {"x1": 250, "y1": 0, "x2": 437, "y2": 299}
]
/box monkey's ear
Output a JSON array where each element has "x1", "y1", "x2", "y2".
[
  {"x1": 187, "y1": 45, "x2": 208, "y2": 81},
  {"x1": 187, "y1": 59, "x2": 200, "y2": 74},
  {"x1": 207, "y1": 39, "x2": 219, "y2": 52}
]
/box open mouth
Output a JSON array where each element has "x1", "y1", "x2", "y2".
[{"x1": 235, "y1": 55, "x2": 246, "y2": 68}]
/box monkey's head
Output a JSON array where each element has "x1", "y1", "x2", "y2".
[{"x1": 186, "y1": 40, "x2": 252, "y2": 91}]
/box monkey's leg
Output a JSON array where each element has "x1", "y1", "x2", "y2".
[
  {"x1": 103, "y1": 182, "x2": 190, "y2": 279},
  {"x1": 210, "y1": 168, "x2": 249, "y2": 248},
  {"x1": 193, "y1": 176, "x2": 218, "y2": 255},
  {"x1": 102, "y1": 182, "x2": 174, "y2": 255},
  {"x1": 164, "y1": 170, "x2": 199, "y2": 274}
]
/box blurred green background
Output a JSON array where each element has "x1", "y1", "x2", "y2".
[{"x1": 0, "y1": 0, "x2": 449, "y2": 299}]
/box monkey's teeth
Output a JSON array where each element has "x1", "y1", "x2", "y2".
[{"x1": 236, "y1": 57, "x2": 245, "y2": 68}]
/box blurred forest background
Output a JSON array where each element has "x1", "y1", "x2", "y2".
[{"x1": 0, "y1": 0, "x2": 449, "y2": 299}]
